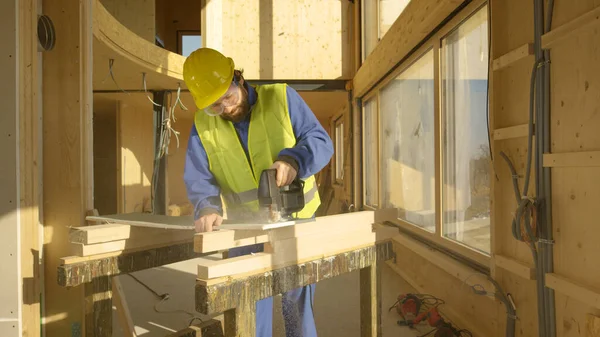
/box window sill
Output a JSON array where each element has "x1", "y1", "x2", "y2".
[{"x1": 391, "y1": 232, "x2": 496, "y2": 302}]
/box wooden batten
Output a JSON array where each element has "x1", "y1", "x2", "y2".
[
  {"x1": 492, "y1": 43, "x2": 534, "y2": 71},
  {"x1": 493, "y1": 254, "x2": 536, "y2": 280},
  {"x1": 541, "y1": 6, "x2": 600, "y2": 49},
  {"x1": 493, "y1": 124, "x2": 531, "y2": 140},
  {"x1": 543, "y1": 151, "x2": 600, "y2": 167},
  {"x1": 545, "y1": 273, "x2": 600, "y2": 310}
]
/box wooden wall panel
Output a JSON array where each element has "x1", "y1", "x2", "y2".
[
  {"x1": 203, "y1": 0, "x2": 353, "y2": 80},
  {"x1": 155, "y1": 0, "x2": 201, "y2": 53},
  {"x1": 0, "y1": 0, "x2": 22, "y2": 335},
  {"x1": 117, "y1": 101, "x2": 155, "y2": 213}
]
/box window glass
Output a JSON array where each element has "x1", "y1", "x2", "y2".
[
  {"x1": 380, "y1": 49, "x2": 435, "y2": 231},
  {"x1": 335, "y1": 119, "x2": 344, "y2": 181},
  {"x1": 441, "y1": 6, "x2": 490, "y2": 253},
  {"x1": 363, "y1": 99, "x2": 378, "y2": 207},
  {"x1": 181, "y1": 34, "x2": 202, "y2": 57}
]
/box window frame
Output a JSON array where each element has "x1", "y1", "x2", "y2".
[
  {"x1": 333, "y1": 114, "x2": 345, "y2": 184},
  {"x1": 359, "y1": 0, "x2": 491, "y2": 268},
  {"x1": 361, "y1": 95, "x2": 380, "y2": 210}
]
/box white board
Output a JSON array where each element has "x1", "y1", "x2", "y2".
[
  {"x1": 86, "y1": 213, "x2": 316, "y2": 231},
  {"x1": 86, "y1": 213, "x2": 195, "y2": 230},
  {"x1": 218, "y1": 218, "x2": 315, "y2": 231}
]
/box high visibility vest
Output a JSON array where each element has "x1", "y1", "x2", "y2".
[{"x1": 194, "y1": 83, "x2": 320, "y2": 220}]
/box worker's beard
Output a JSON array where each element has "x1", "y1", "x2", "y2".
[{"x1": 220, "y1": 89, "x2": 251, "y2": 123}]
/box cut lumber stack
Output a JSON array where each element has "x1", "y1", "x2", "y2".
[
  {"x1": 194, "y1": 211, "x2": 380, "y2": 282},
  {"x1": 64, "y1": 213, "x2": 196, "y2": 260}
]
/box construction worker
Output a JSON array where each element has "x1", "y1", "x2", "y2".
[{"x1": 182, "y1": 47, "x2": 333, "y2": 337}]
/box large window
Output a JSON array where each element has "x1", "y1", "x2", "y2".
[
  {"x1": 363, "y1": 98, "x2": 379, "y2": 208},
  {"x1": 361, "y1": 3, "x2": 490, "y2": 260},
  {"x1": 362, "y1": 0, "x2": 412, "y2": 61},
  {"x1": 380, "y1": 49, "x2": 435, "y2": 231},
  {"x1": 441, "y1": 6, "x2": 490, "y2": 253}
]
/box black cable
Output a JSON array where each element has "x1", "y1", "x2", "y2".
[{"x1": 126, "y1": 273, "x2": 167, "y2": 299}]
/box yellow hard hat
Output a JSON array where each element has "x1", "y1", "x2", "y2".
[{"x1": 183, "y1": 48, "x2": 235, "y2": 110}]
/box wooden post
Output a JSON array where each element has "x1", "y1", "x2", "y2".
[
  {"x1": 152, "y1": 90, "x2": 168, "y2": 215},
  {"x1": 42, "y1": 0, "x2": 94, "y2": 336}
]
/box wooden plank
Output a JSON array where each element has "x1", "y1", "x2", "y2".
[
  {"x1": 166, "y1": 319, "x2": 223, "y2": 337},
  {"x1": 194, "y1": 229, "x2": 269, "y2": 253},
  {"x1": 57, "y1": 242, "x2": 203, "y2": 287},
  {"x1": 195, "y1": 243, "x2": 393, "y2": 314},
  {"x1": 352, "y1": 0, "x2": 464, "y2": 97},
  {"x1": 86, "y1": 213, "x2": 195, "y2": 230},
  {"x1": 391, "y1": 234, "x2": 494, "y2": 294},
  {"x1": 492, "y1": 43, "x2": 534, "y2": 71},
  {"x1": 493, "y1": 124, "x2": 531, "y2": 140},
  {"x1": 69, "y1": 224, "x2": 131, "y2": 244},
  {"x1": 267, "y1": 210, "x2": 375, "y2": 241},
  {"x1": 217, "y1": 219, "x2": 305, "y2": 231},
  {"x1": 72, "y1": 240, "x2": 127, "y2": 256},
  {"x1": 542, "y1": 6, "x2": 600, "y2": 49},
  {"x1": 112, "y1": 277, "x2": 137, "y2": 337},
  {"x1": 494, "y1": 254, "x2": 536, "y2": 280},
  {"x1": 197, "y1": 229, "x2": 376, "y2": 279},
  {"x1": 546, "y1": 273, "x2": 600, "y2": 309},
  {"x1": 587, "y1": 314, "x2": 600, "y2": 337},
  {"x1": 543, "y1": 151, "x2": 600, "y2": 167}
]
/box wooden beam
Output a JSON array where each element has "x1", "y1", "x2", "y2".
[
  {"x1": 492, "y1": 43, "x2": 534, "y2": 71},
  {"x1": 352, "y1": 0, "x2": 464, "y2": 97},
  {"x1": 112, "y1": 277, "x2": 137, "y2": 337},
  {"x1": 58, "y1": 242, "x2": 203, "y2": 287},
  {"x1": 546, "y1": 273, "x2": 600, "y2": 309},
  {"x1": 494, "y1": 254, "x2": 536, "y2": 280},
  {"x1": 542, "y1": 6, "x2": 600, "y2": 49},
  {"x1": 42, "y1": 0, "x2": 93, "y2": 334},
  {"x1": 493, "y1": 124, "x2": 531, "y2": 140},
  {"x1": 267, "y1": 211, "x2": 375, "y2": 241},
  {"x1": 543, "y1": 151, "x2": 600, "y2": 167}
]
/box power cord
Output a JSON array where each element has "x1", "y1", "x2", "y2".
[{"x1": 125, "y1": 273, "x2": 205, "y2": 326}]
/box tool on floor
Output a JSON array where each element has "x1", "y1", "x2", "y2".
[
  {"x1": 258, "y1": 168, "x2": 306, "y2": 222},
  {"x1": 390, "y1": 293, "x2": 445, "y2": 324}
]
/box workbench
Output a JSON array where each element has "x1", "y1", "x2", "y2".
[
  {"x1": 56, "y1": 210, "x2": 398, "y2": 336},
  {"x1": 195, "y1": 242, "x2": 393, "y2": 337}
]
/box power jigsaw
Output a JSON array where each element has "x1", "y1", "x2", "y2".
[{"x1": 257, "y1": 168, "x2": 306, "y2": 223}]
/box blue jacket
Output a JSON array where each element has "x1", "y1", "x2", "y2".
[{"x1": 184, "y1": 82, "x2": 334, "y2": 219}]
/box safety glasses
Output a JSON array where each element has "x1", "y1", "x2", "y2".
[{"x1": 202, "y1": 81, "x2": 241, "y2": 116}]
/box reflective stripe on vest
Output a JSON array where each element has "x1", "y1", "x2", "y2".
[{"x1": 194, "y1": 83, "x2": 321, "y2": 219}]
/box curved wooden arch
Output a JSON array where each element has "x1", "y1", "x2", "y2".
[{"x1": 92, "y1": 0, "x2": 187, "y2": 91}]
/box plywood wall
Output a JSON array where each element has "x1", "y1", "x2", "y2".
[
  {"x1": 202, "y1": 0, "x2": 354, "y2": 80},
  {"x1": 117, "y1": 100, "x2": 155, "y2": 213},
  {"x1": 100, "y1": 0, "x2": 156, "y2": 42},
  {"x1": 155, "y1": 0, "x2": 201, "y2": 53}
]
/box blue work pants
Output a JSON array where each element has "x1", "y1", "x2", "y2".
[{"x1": 228, "y1": 243, "x2": 318, "y2": 337}]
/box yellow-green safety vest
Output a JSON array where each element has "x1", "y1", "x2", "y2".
[{"x1": 194, "y1": 83, "x2": 320, "y2": 220}]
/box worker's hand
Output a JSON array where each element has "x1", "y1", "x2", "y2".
[
  {"x1": 270, "y1": 161, "x2": 297, "y2": 186},
  {"x1": 195, "y1": 213, "x2": 223, "y2": 232}
]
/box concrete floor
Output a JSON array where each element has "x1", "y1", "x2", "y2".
[{"x1": 112, "y1": 257, "x2": 429, "y2": 337}]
